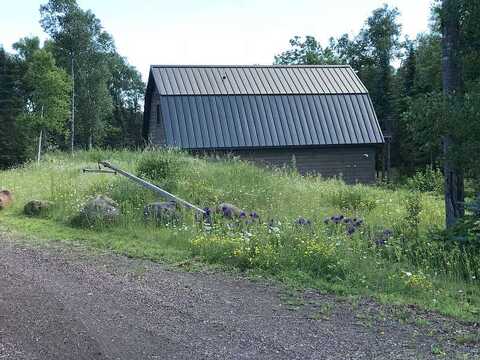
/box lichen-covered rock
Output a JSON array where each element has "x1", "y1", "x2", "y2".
[
  {"x1": 0, "y1": 190, "x2": 13, "y2": 210},
  {"x1": 216, "y1": 203, "x2": 244, "y2": 218},
  {"x1": 24, "y1": 200, "x2": 53, "y2": 217},
  {"x1": 78, "y1": 195, "x2": 120, "y2": 225},
  {"x1": 144, "y1": 200, "x2": 179, "y2": 224}
]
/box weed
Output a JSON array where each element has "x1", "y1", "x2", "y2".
[
  {"x1": 406, "y1": 166, "x2": 444, "y2": 195},
  {"x1": 0, "y1": 149, "x2": 479, "y2": 321},
  {"x1": 430, "y1": 343, "x2": 446, "y2": 356},
  {"x1": 454, "y1": 333, "x2": 480, "y2": 345}
]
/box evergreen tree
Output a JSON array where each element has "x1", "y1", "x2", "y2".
[{"x1": 0, "y1": 47, "x2": 26, "y2": 168}]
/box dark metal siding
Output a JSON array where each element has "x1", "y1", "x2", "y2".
[
  {"x1": 151, "y1": 65, "x2": 368, "y2": 95},
  {"x1": 158, "y1": 94, "x2": 383, "y2": 149},
  {"x1": 149, "y1": 89, "x2": 167, "y2": 145},
  {"x1": 208, "y1": 146, "x2": 377, "y2": 184}
]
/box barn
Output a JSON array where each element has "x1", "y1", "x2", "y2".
[{"x1": 143, "y1": 65, "x2": 384, "y2": 184}]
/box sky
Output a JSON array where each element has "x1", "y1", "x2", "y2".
[{"x1": 0, "y1": 0, "x2": 433, "y2": 81}]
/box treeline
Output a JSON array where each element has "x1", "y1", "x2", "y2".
[
  {"x1": 275, "y1": 1, "x2": 480, "y2": 187},
  {"x1": 0, "y1": 0, "x2": 145, "y2": 168}
]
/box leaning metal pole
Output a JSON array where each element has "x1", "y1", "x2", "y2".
[{"x1": 98, "y1": 161, "x2": 205, "y2": 214}]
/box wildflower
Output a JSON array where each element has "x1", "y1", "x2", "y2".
[
  {"x1": 222, "y1": 205, "x2": 233, "y2": 218},
  {"x1": 353, "y1": 219, "x2": 364, "y2": 227},
  {"x1": 250, "y1": 211, "x2": 259, "y2": 220},
  {"x1": 295, "y1": 217, "x2": 311, "y2": 226},
  {"x1": 346, "y1": 226, "x2": 356, "y2": 236},
  {"x1": 239, "y1": 211, "x2": 246, "y2": 218},
  {"x1": 331, "y1": 215, "x2": 343, "y2": 224},
  {"x1": 383, "y1": 229, "x2": 393, "y2": 238}
]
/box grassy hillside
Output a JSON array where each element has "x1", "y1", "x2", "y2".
[{"x1": 0, "y1": 149, "x2": 478, "y2": 321}]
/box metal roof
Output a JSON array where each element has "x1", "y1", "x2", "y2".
[
  {"x1": 150, "y1": 65, "x2": 368, "y2": 96},
  {"x1": 145, "y1": 65, "x2": 384, "y2": 149},
  {"x1": 158, "y1": 94, "x2": 384, "y2": 149}
]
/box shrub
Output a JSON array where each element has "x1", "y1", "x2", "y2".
[
  {"x1": 326, "y1": 185, "x2": 377, "y2": 212},
  {"x1": 300, "y1": 239, "x2": 343, "y2": 279},
  {"x1": 406, "y1": 166, "x2": 444, "y2": 194},
  {"x1": 191, "y1": 233, "x2": 252, "y2": 269},
  {"x1": 405, "y1": 192, "x2": 422, "y2": 235},
  {"x1": 136, "y1": 149, "x2": 185, "y2": 191},
  {"x1": 402, "y1": 271, "x2": 433, "y2": 291}
]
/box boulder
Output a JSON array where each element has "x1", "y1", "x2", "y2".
[
  {"x1": 216, "y1": 203, "x2": 244, "y2": 219},
  {"x1": 0, "y1": 190, "x2": 13, "y2": 210},
  {"x1": 78, "y1": 195, "x2": 120, "y2": 224},
  {"x1": 24, "y1": 200, "x2": 53, "y2": 217},
  {"x1": 144, "y1": 200, "x2": 179, "y2": 224}
]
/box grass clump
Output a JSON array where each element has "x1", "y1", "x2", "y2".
[{"x1": 0, "y1": 148, "x2": 479, "y2": 321}]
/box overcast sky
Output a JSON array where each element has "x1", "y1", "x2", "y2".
[{"x1": 1, "y1": 0, "x2": 433, "y2": 81}]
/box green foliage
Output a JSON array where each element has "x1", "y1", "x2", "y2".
[
  {"x1": 1, "y1": 0, "x2": 146, "y2": 160},
  {"x1": 136, "y1": 149, "x2": 186, "y2": 191},
  {"x1": 20, "y1": 49, "x2": 71, "y2": 133},
  {"x1": 406, "y1": 166, "x2": 444, "y2": 194},
  {"x1": 191, "y1": 228, "x2": 345, "y2": 280},
  {"x1": 325, "y1": 186, "x2": 377, "y2": 212},
  {"x1": 404, "y1": 192, "x2": 422, "y2": 233},
  {"x1": 39, "y1": 0, "x2": 144, "y2": 148},
  {"x1": 1, "y1": 150, "x2": 479, "y2": 320},
  {"x1": 0, "y1": 48, "x2": 27, "y2": 168},
  {"x1": 274, "y1": 35, "x2": 341, "y2": 65},
  {"x1": 441, "y1": 194, "x2": 480, "y2": 252}
]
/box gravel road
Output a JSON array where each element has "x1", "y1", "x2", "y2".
[{"x1": 0, "y1": 232, "x2": 478, "y2": 359}]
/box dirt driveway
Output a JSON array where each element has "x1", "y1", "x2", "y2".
[{"x1": 0, "y1": 232, "x2": 478, "y2": 359}]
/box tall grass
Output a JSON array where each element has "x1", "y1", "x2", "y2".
[{"x1": 0, "y1": 149, "x2": 478, "y2": 320}]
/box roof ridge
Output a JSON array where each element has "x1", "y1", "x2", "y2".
[
  {"x1": 150, "y1": 64, "x2": 351, "y2": 68},
  {"x1": 149, "y1": 64, "x2": 368, "y2": 95}
]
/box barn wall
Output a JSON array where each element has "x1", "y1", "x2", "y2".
[
  {"x1": 148, "y1": 89, "x2": 166, "y2": 145},
  {"x1": 207, "y1": 146, "x2": 377, "y2": 184}
]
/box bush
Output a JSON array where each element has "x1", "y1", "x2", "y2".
[
  {"x1": 405, "y1": 192, "x2": 422, "y2": 235},
  {"x1": 136, "y1": 149, "x2": 185, "y2": 191},
  {"x1": 406, "y1": 166, "x2": 444, "y2": 194},
  {"x1": 441, "y1": 194, "x2": 480, "y2": 249},
  {"x1": 326, "y1": 185, "x2": 377, "y2": 212}
]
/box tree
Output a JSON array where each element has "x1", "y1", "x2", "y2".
[
  {"x1": 413, "y1": 34, "x2": 442, "y2": 94},
  {"x1": 104, "y1": 54, "x2": 145, "y2": 148},
  {"x1": 19, "y1": 48, "x2": 71, "y2": 160},
  {"x1": 442, "y1": 0, "x2": 464, "y2": 227},
  {"x1": 0, "y1": 47, "x2": 26, "y2": 168},
  {"x1": 360, "y1": 5, "x2": 401, "y2": 129},
  {"x1": 274, "y1": 36, "x2": 340, "y2": 65},
  {"x1": 13, "y1": 37, "x2": 41, "y2": 63},
  {"x1": 40, "y1": 0, "x2": 115, "y2": 149}
]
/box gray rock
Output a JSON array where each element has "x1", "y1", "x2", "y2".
[
  {"x1": 24, "y1": 200, "x2": 53, "y2": 217},
  {"x1": 79, "y1": 195, "x2": 120, "y2": 224},
  {"x1": 216, "y1": 203, "x2": 244, "y2": 218},
  {"x1": 144, "y1": 200, "x2": 179, "y2": 224}
]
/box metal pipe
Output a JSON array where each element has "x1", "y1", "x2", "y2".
[
  {"x1": 99, "y1": 161, "x2": 205, "y2": 214},
  {"x1": 82, "y1": 169, "x2": 117, "y2": 174}
]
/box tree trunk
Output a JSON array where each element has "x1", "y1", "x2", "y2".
[{"x1": 442, "y1": 0, "x2": 465, "y2": 227}]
